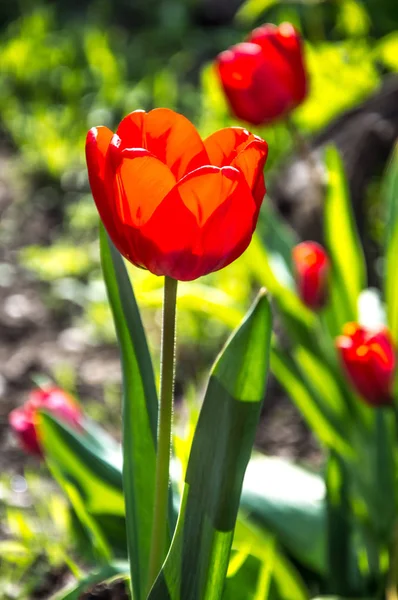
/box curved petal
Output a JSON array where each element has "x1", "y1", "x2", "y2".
[
  {"x1": 116, "y1": 108, "x2": 209, "y2": 180},
  {"x1": 175, "y1": 165, "x2": 247, "y2": 226},
  {"x1": 135, "y1": 165, "x2": 256, "y2": 280},
  {"x1": 231, "y1": 138, "x2": 268, "y2": 213},
  {"x1": 114, "y1": 147, "x2": 176, "y2": 228},
  {"x1": 134, "y1": 185, "x2": 200, "y2": 280},
  {"x1": 204, "y1": 127, "x2": 255, "y2": 167},
  {"x1": 204, "y1": 128, "x2": 268, "y2": 210},
  {"x1": 115, "y1": 109, "x2": 146, "y2": 148},
  {"x1": 249, "y1": 23, "x2": 307, "y2": 106},
  {"x1": 217, "y1": 43, "x2": 271, "y2": 125},
  {"x1": 198, "y1": 168, "x2": 257, "y2": 274},
  {"x1": 85, "y1": 126, "x2": 118, "y2": 240}
]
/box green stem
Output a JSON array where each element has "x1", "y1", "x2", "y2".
[{"x1": 147, "y1": 275, "x2": 178, "y2": 592}]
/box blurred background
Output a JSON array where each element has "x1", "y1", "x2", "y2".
[{"x1": 0, "y1": 0, "x2": 397, "y2": 596}]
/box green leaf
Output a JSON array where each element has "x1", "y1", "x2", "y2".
[
  {"x1": 376, "y1": 33, "x2": 398, "y2": 72},
  {"x1": 39, "y1": 413, "x2": 125, "y2": 561},
  {"x1": 241, "y1": 455, "x2": 326, "y2": 576},
  {"x1": 326, "y1": 452, "x2": 352, "y2": 595},
  {"x1": 40, "y1": 414, "x2": 124, "y2": 516},
  {"x1": 384, "y1": 145, "x2": 398, "y2": 342},
  {"x1": 235, "y1": 0, "x2": 280, "y2": 24},
  {"x1": 99, "y1": 225, "x2": 159, "y2": 600},
  {"x1": 270, "y1": 346, "x2": 352, "y2": 457},
  {"x1": 336, "y1": 0, "x2": 371, "y2": 37},
  {"x1": 226, "y1": 517, "x2": 309, "y2": 600},
  {"x1": 148, "y1": 291, "x2": 272, "y2": 600},
  {"x1": 384, "y1": 144, "x2": 398, "y2": 249},
  {"x1": 247, "y1": 235, "x2": 316, "y2": 343},
  {"x1": 324, "y1": 146, "x2": 366, "y2": 336}
]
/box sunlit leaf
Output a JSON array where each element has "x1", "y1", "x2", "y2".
[
  {"x1": 376, "y1": 33, "x2": 398, "y2": 71},
  {"x1": 241, "y1": 455, "x2": 326, "y2": 575},
  {"x1": 235, "y1": 0, "x2": 280, "y2": 24},
  {"x1": 100, "y1": 225, "x2": 160, "y2": 600},
  {"x1": 384, "y1": 145, "x2": 398, "y2": 342},
  {"x1": 226, "y1": 517, "x2": 309, "y2": 600},
  {"x1": 323, "y1": 146, "x2": 366, "y2": 336},
  {"x1": 149, "y1": 291, "x2": 272, "y2": 600},
  {"x1": 336, "y1": 0, "x2": 371, "y2": 37},
  {"x1": 271, "y1": 345, "x2": 352, "y2": 456}
]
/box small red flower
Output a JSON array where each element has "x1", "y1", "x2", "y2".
[
  {"x1": 86, "y1": 109, "x2": 268, "y2": 281},
  {"x1": 9, "y1": 386, "x2": 82, "y2": 457},
  {"x1": 292, "y1": 241, "x2": 329, "y2": 310},
  {"x1": 217, "y1": 22, "x2": 308, "y2": 126},
  {"x1": 336, "y1": 323, "x2": 396, "y2": 406}
]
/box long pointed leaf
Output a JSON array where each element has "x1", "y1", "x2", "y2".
[
  {"x1": 100, "y1": 225, "x2": 159, "y2": 600},
  {"x1": 149, "y1": 291, "x2": 272, "y2": 600},
  {"x1": 384, "y1": 144, "x2": 398, "y2": 343},
  {"x1": 324, "y1": 146, "x2": 366, "y2": 335}
]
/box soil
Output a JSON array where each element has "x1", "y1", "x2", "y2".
[{"x1": 81, "y1": 580, "x2": 129, "y2": 599}]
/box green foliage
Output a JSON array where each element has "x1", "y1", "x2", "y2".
[
  {"x1": 323, "y1": 146, "x2": 366, "y2": 336},
  {"x1": 149, "y1": 291, "x2": 272, "y2": 599},
  {"x1": 100, "y1": 226, "x2": 160, "y2": 600},
  {"x1": 20, "y1": 243, "x2": 94, "y2": 280}
]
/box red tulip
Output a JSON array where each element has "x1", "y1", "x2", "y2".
[
  {"x1": 217, "y1": 22, "x2": 308, "y2": 126},
  {"x1": 9, "y1": 386, "x2": 82, "y2": 457},
  {"x1": 336, "y1": 323, "x2": 395, "y2": 406},
  {"x1": 292, "y1": 241, "x2": 329, "y2": 310},
  {"x1": 86, "y1": 109, "x2": 268, "y2": 281}
]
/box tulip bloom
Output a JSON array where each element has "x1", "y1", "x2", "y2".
[
  {"x1": 217, "y1": 22, "x2": 307, "y2": 126},
  {"x1": 336, "y1": 323, "x2": 395, "y2": 406},
  {"x1": 9, "y1": 386, "x2": 82, "y2": 457},
  {"x1": 86, "y1": 109, "x2": 268, "y2": 281},
  {"x1": 292, "y1": 241, "x2": 329, "y2": 310}
]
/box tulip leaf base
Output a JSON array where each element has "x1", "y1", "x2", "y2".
[
  {"x1": 100, "y1": 225, "x2": 160, "y2": 600},
  {"x1": 148, "y1": 291, "x2": 272, "y2": 600}
]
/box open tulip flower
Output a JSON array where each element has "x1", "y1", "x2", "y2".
[
  {"x1": 9, "y1": 386, "x2": 82, "y2": 457},
  {"x1": 336, "y1": 323, "x2": 396, "y2": 407},
  {"x1": 292, "y1": 241, "x2": 329, "y2": 311},
  {"x1": 86, "y1": 109, "x2": 268, "y2": 281},
  {"x1": 217, "y1": 22, "x2": 307, "y2": 126}
]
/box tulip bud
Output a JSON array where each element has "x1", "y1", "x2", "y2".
[
  {"x1": 217, "y1": 22, "x2": 308, "y2": 126},
  {"x1": 336, "y1": 323, "x2": 395, "y2": 406},
  {"x1": 292, "y1": 241, "x2": 329, "y2": 310},
  {"x1": 9, "y1": 386, "x2": 82, "y2": 457}
]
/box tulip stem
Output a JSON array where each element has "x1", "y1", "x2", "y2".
[{"x1": 147, "y1": 275, "x2": 178, "y2": 593}]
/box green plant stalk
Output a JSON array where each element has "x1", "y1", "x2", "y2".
[{"x1": 147, "y1": 276, "x2": 178, "y2": 592}]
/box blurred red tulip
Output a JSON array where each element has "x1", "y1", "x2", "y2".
[
  {"x1": 86, "y1": 109, "x2": 268, "y2": 281},
  {"x1": 217, "y1": 22, "x2": 308, "y2": 126},
  {"x1": 9, "y1": 386, "x2": 82, "y2": 457},
  {"x1": 336, "y1": 323, "x2": 396, "y2": 406},
  {"x1": 292, "y1": 241, "x2": 329, "y2": 310}
]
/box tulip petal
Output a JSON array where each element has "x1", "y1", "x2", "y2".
[
  {"x1": 204, "y1": 127, "x2": 255, "y2": 167},
  {"x1": 136, "y1": 165, "x2": 256, "y2": 280},
  {"x1": 86, "y1": 126, "x2": 120, "y2": 240},
  {"x1": 199, "y1": 168, "x2": 257, "y2": 273},
  {"x1": 114, "y1": 147, "x2": 176, "y2": 227},
  {"x1": 204, "y1": 128, "x2": 268, "y2": 208},
  {"x1": 116, "y1": 108, "x2": 209, "y2": 180},
  {"x1": 134, "y1": 185, "x2": 200, "y2": 280},
  {"x1": 86, "y1": 127, "x2": 143, "y2": 265},
  {"x1": 249, "y1": 23, "x2": 307, "y2": 105}
]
